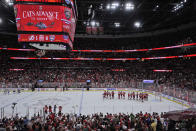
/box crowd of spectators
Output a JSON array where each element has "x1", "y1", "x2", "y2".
[
  {"x1": 0, "y1": 58, "x2": 195, "y2": 104},
  {"x1": 0, "y1": 110, "x2": 196, "y2": 131},
  {"x1": 0, "y1": 29, "x2": 196, "y2": 131},
  {"x1": 1, "y1": 110, "x2": 196, "y2": 131},
  {"x1": 0, "y1": 59, "x2": 195, "y2": 90}
]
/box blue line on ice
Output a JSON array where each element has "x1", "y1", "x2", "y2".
[{"x1": 78, "y1": 88, "x2": 84, "y2": 115}]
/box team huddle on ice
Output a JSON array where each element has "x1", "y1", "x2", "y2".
[{"x1": 103, "y1": 91, "x2": 148, "y2": 102}]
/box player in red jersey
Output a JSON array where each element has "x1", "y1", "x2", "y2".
[
  {"x1": 58, "y1": 106, "x2": 62, "y2": 116},
  {"x1": 122, "y1": 92, "x2": 126, "y2": 99},
  {"x1": 118, "y1": 91, "x2": 121, "y2": 99},
  {"x1": 49, "y1": 105, "x2": 52, "y2": 113},
  {"x1": 112, "y1": 91, "x2": 115, "y2": 99},
  {"x1": 103, "y1": 91, "x2": 106, "y2": 99},
  {"x1": 139, "y1": 93, "x2": 142, "y2": 100},
  {"x1": 128, "y1": 92, "x2": 132, "y2": 100},
  {"x1": 136, "y1": 92, "x2": 139, "y2": 100},
  {"x1": 44, "y1": 105, "x2": 48, "y2": 114},
  {"x1": 130, "y1": 92, "x2": 133, "y2": 99},
  {"x1": 120, "y1": 91, "x2": 123, "y2": 99},
  {"x1": 106, "y1": 91, "x2": 109, "y2": 98},
  {"x1": 141, "y1": 93, "x2": 144, "y2": 102},
  {"x1": 132, "y1": 92, "x2": 135, "y2": 100},
  {"x1": 146, "y1": 93, "x2": 149, "y2": 100}
]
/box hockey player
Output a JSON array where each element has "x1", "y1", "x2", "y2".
[
  {"x1": 128, "y1": 92, "x2": 131, "y2": 100},
  {"x1": 112, "y1": 91, "x2": 115, "y2": 99},
  {"x1": 141, "y1": 93, "x2": 144, "y2": 102},
  {"x1": 103, "y1": 91, "x2": 106, "y2": 99},
  {"x1": 120, "y1": 91, "x2": 123, "y2": 99},
  {"x1": 136, "y1": 92, "x2": 139, "y2": 100},
  {"x1": 108, "y1": 92, "x2": 112, "y2": 99},
  {"x1": 44, "y1": 105, "x2": 48, "y2": 114},
  {"x1": 53, "y1": 105, "x2": 57, "y2": 114},
  {"x1": 49, "y1": 105, "x2": 52, "y2": 113},
  {"x1": 106, "y1": 91, "x2": 109, "y2": 98},
  {"x1": 132, "y1": 92, "x2": 135, "y2": 100},
  {"x1": 58, "y1": 106, "x2": 62, "y2": 116},
  {"x1": 118, "y1": 91, "x2": 121, "y2": 99},
  {"x1": 122, "y1": 92, "x2": 126, "y2": 99}
]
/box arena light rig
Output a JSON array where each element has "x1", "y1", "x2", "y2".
[
  {"x1": 9, "y1": 69, "x2": 25, "y2": 71},
  {"x1": 153, "y1": 70, "x2": 173, "y2": 72}
]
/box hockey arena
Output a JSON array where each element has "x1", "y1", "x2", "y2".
[
  {"x1": 0, "y1": 0, "x2": 196, "y2": 130},
  {"x1": 0, "y1": 89, "x2": 189, "y2": 117}
]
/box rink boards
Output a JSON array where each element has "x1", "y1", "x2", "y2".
[{"x1": 1, "y1": 87, "x2": 195, "y2": 109}]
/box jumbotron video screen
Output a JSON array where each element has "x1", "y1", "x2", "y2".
[{"x1": 14, "y1": 0, "x2": 77, "y2": 50}]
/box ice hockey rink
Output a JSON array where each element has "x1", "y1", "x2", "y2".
[{"x1": 0, "y1": 90, "x2": 188, "y2": 117}]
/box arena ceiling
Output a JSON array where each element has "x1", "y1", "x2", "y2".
[{"x1": 0, "y1": 0, "x2": 195, "y2": 35}]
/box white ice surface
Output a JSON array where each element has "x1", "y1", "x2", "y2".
[{"x1": 0, "y1": 90, "x2": 187, "y2": 117}]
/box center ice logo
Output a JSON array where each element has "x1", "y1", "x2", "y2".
[{"x1": 23, "y1": 97, "x2": 71, "y2": 108}]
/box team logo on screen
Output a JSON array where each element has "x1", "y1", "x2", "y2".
[
  {"x1": 49, "y1": 35, "x2": 55, "y2": 41},
  {"x1": 63, "y1": 35, "x2": 68, "y2": 40},
  {"x1": 28, "y1": 35, "x2": 35, "y2": 41},
  {"x1": 39, "y1": 35, "x2": 44, "y2": 41},
  {"x1": 65, "y1": 0, "x2": 71, "y2": 5},
  {"x1": 39, "y1": 6, "x2": 43, "y2": 11},
  {"x1": 65, "y1": 10, "x2": 71, "y2": 20},
  {"x1": 35, "y1": 22, "x2": 47, "y2": 30}
]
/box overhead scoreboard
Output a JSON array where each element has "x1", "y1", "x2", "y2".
[{"x1": 14, "y1": 0, "x2": 77, "y2": 50}]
